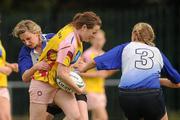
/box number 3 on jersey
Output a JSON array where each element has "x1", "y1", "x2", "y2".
[{"x1": 135, "y1": 48, "x2": 154, "y2": 70}]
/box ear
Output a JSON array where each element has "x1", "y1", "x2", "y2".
[{"x1": 81, "y1": 24, "x2": 87, "y2": 31}]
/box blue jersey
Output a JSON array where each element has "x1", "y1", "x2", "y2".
[
  {"x1": 18, "y1": 33, "x2": 55, "y2": 76},
  {"x1": 94, "y1": 42, "x2": 180, "y2": 89}
]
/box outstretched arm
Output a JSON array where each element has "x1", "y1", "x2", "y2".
[
  {"x1": 161, "y1": 53, "x2": 180, "y2": 83},
  {"x1": 78, "y1": 60, "x2": 96, "y2": 73},
  {"x1": 0, "y1": 66, "x2": 12, "y2": 75},
  {"x1": 79, "y1": 70, "x2": 117, "y2": 78},
  {"x1": 5, "y1": 62, "x2": 18, "y2": 72}
]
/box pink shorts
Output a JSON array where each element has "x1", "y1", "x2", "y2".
[
  {"x1": 29, "y1": 80, "x2": 58, "y2": 104},
  {"x1": 0, "y1": 88, "x2": 10, "y2": 101},
  {"x1": 87, "y1": 93, "x2": 107, "y2": 110}
]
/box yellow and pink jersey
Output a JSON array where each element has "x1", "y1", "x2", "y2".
[
  {"x1": 33, "y1": 24, "x2": 83, "y2": 88},
  {"x1": 0, "y1": 41, "x2": 8, "y2": 87},
  {"x1": 82, "y1": 48, "x2": 105, "y2": 93}
]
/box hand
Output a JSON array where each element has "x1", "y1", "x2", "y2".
[
  {"x1": 9, "y1": 63, "x2": 18, "y2": 72},
  {"x1": 75, "y1": 85, "x2": 86, "y2": 95},
  {"x1": 34, "y1": 60, "x2": 50, "y2": 71},
  {"x1": 177, "y1": 83, "x2": 180, "y2": 88},
  {"x1": 76, "y1": 61, "x2": 87, "y2": 73}
]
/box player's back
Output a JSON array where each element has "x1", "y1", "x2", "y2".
[{"x1": 120, "y1": 42, "x2": 163, "y2": 89}]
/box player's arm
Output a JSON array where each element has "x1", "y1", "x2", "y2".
[
  {"x1": 57, "y1": 63, "x2": 84, "y2": 94},
  {"x1": 160, "y1": 78, "x2": 180, "y2": 88},
  {"x1": 56, "y1": 40, "x2": 84, "y2": 94},
  {"x1": 79, "y1": 44, "x2": 127, "y2": 73},
  {"x1": 18, "y1": 47, "x2": 34, "y2": 82},
  {"x1": 22, "y1": 61, "x2": 50, "y2": 82},
  {"x1": 73, "y1": 56, "x2": 117, "y2": 78},
  {"x1": 0, "y1": 66, "x2": 12, "y2": 75},
  {"x1": 78, "y1": 60, "x2": 96, "y2": 73},
  {"x1": 161, "y1": 53, "x2": 180, "y2": 83},
  {"x1": 5, "y1": 62, "x2": 18, "y2": 72},
  {"x1": 79, "y1": 70, "x2": 117, "y2": 78}
]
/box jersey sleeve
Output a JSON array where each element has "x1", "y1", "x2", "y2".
[
  {"x1": 56, "y1": 41, "x2": 75, "y2": 67},
  {"x1": 18, "y1": 46, "x2": 33, "y2": 76},
  {"x1": 161, "y1": 53, "x2": 180, "y2": 83},
  {"x1": 94, "y1": 43, "x2": 128, "y2": 70},
  {"x1": 42, "y1": 33, "x2": 55, "y2": 42}
]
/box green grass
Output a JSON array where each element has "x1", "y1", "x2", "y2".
[
  {"x1": 13, "y1": 111, "x2": 180, "y2": 120},
  {"x1": 168, "y1": 111, "x2": 180, "y2": 120}
]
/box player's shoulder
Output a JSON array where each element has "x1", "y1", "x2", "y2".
[
  {"x1": 58, "y1": 32, "x2": 76, "y2": 50},
  {"x1": 42, "y1": 33, "x2": 55, "y2": 41},
  {"x1": 19, "y1": 45, "x2": 32, "y2": 55},
  {"x1": 64, "y1": 32, "x2": 77, "y2": 46}
]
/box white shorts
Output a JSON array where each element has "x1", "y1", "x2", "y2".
[
  {"x1": 29, "y1": 80, "x2": 58, "y2": 104},
  {"x1": 0, "y1": 88, "x2": 10, "y2": 101},
  {"x1": 87, "y1": 93, "x2": 107, "y2": 110}
]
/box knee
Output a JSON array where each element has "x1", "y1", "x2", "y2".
[
  {"x1": 100, "y1": 115, "x2": 108, "y2": 120},
  {"x1": 93, "y1": 111, "x2": 108, "y2": 120},
  {"x1": 67, "y1": 112, "x2": 81, "y2": 120}
]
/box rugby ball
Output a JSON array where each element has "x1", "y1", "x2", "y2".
[{"x1": 56, "y1": 71, "x2": 85, "y2": 93}]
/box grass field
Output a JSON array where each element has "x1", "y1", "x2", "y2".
[{"x1": 13, "y1": 111, "x2": 180, "y2": 120}]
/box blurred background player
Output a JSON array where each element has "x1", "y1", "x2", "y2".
[
  {"x1": 79, "y1": 30, "x2": 115, "y2": 120},
  {"x1": 12, "y1": 20, "x2": 63, "y2": 120},
  {"x1": 78, "y1": 22, "x2": 180, "y2": 120},
  {"x1": 0, "y1": 40, "x2": 18, "y2": 120}
]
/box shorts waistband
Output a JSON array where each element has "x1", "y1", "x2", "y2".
[{"x1": 119, "y1": 88, "x2": 161, "y2": 94}]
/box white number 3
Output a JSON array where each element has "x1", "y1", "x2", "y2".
[{"x1": 135, "y1": 48, "x2": 154, "y2": 70}]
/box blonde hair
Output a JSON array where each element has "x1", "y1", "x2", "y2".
[
  {"x1": 132, "y1": 22, "x2": 155, "y2": 46},
  {"x1": 12, "y1": 20, "x2": 42, "y2": 38}
]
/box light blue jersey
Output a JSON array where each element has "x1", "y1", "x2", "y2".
[{"x1": 94, "y1": 42, "x2": 180, "y2": 89}]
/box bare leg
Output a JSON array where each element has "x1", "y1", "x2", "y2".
[
  {"x1": 78, "y1": 100, "x2": 89, "y2": 120},
  {"x1": 54, "y1": 90, "x2": 81, "y2": 120},
  {"x1": 0, "y1": 96, "x2": 11, "y2": 120},
  {"x1": 161, "y1": 112, "x2": 168, "y2": 120},
  {"x1": 30, "y1": 103, "x2": 47, "y2": 120},
  {"x1": 92, "y1": 107, "x2": 108, "y2": 120}
]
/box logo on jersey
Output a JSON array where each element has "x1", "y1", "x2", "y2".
[
  {"x1": 67, "y1": 51, "x2": 73, "y2": 61},
  {"x1": 47, "y1": 49, "x2": 57, "y2": 61},
  {"x1": 135, "y1": 48, "x2": 154, "y2": 70}
]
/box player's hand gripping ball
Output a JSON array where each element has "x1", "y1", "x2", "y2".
[{"x1": 56, "y1": 71, "x2": 85, "y2": 93}]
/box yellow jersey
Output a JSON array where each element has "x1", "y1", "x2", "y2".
[
  {"x1": 82, "y1": 48, "x2": 105, "y2": 93},
  {"x1": 0, "y1": 40, "x2": 8, "y2": 87},
  {"x1": 33, "y1": 24, "x2": 83, "y2": 88}
]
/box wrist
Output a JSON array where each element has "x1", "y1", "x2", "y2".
[{"x1": 32, "y1": 65, "x2": 37, "y2": 72}]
